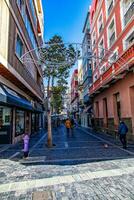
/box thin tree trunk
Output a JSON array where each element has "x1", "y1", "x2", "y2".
[
  {"x1": 51, "y1": 76, "x2": 55, "y2": 114},
  {"x1": 47, "y1": 77, "x2": 53, "y2": 147}
]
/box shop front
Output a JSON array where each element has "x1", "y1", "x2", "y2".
[
  {"x1": 31, "y1": 102, "x2": 44, "y2": 134},
  {"x1": 0, "y1": 83, "x2": 44, "y2": 144},
  {"x1": 0, "y1": 84, "x2": 33, "y2": 144}
]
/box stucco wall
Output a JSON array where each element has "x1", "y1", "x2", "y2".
[
  {"x1": 94, "y1": 73, "x2": 134, "y2": 118},
  {"x1": 93, "y1": 72, "x2": 134, "y2": 139}
]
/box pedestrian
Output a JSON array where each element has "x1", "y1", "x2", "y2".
[
  {"x1": 65, "y1": 118, "x2": 71, "y2": 136},
  {"x1": 118, "y1": 121, "x2": 128, "y2": 149},
  {"x1": 71, "y1": 118, "x2": 75, "y2": 128},
  {"x1": 23, "y1": 131, "x2": 30, "y2": 158}
]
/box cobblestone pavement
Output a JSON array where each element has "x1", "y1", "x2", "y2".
[{"x1": 0, "y1": 126, "x2": 134, "y2": 199}]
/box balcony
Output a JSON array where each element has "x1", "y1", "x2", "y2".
[
  {"x1": 89, "y1": 43, "x2": 134, "y2": 96},
  {"x1": 124, "y1": 2, "x2": 134, "y2": 26}
]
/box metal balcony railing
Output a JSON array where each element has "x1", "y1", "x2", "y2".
[
  {"x1": 89, "y1": 43, "x2": 134, "y2": 95},
  {"x1": 124, "y1": 2, "x2": 134, "y2": 26}
]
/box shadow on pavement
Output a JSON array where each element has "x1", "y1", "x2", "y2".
[{"x1": 1, "y1": 125, "x2": 134, "y2": 166}]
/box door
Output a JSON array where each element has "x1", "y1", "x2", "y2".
[
  {"x1": 31, "y1": 113, "x2": 35, "y2": 134},
  {"x1": 0, "y1": 106, "x2": 12, "y2": 144}
]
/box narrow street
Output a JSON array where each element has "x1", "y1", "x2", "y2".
[{"x1": 0, "y1": 126, "x2": 134, "y2": 199}]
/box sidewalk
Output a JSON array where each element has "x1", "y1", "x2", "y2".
[
  {"x1": 0, "y1": 129, "x2": 46, "y2": 160},
  {"x1": 81, "y1": 126, "x2": 134, "y2": 152}
]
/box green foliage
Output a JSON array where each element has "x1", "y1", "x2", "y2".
[
  {"x1": 51, "y1": 85, "x2": 67, "y2": 113},
  {"x1": 40, "y1": 35, "x2": 77, "y2": 80},
  {"x1": 40, "y1": 35, "x2": 77, "y2": 113}
]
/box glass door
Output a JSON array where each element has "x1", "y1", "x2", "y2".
[
  {"x1": 0, "y1": 106, "x2": 12, "y2": 144},
  {"x1": 31, "y1": 113, "x2": 35, "y2": 134}
]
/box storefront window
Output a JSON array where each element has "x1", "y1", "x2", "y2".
[
  {"x1": 0, "y1": 106, "x2": 12, "y2": 144},
  {"x1": 25, "y1": 112, "x2": 30, "y2": 132},
  {"x1": 0, "y1": 106, "x2": 11, "y2": 129},
  {"x1": 15, "y1": 110, "x2": 25, "y2": 136}
]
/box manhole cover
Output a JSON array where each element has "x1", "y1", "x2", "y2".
[{"x1": 32, "y1": 191, "x2": 54, "y2": 200}]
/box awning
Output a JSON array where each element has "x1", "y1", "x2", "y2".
[{"x1": 0, "y1": 84, "x2": 33, "y2": 110}]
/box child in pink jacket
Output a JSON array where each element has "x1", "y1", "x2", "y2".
[{"x1": 23, "y1": 133, "x2": 30, "y2": 158}]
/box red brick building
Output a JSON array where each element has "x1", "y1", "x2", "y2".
[
  {"x1": 89, "y1": 0, "x2": 134, "y2": 140},
  {"x1": 71, "y1": 69, "x2": 79, "y2": 118}
]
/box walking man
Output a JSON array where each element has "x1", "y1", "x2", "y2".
[
  {"x1": 118, "y1": 121, "x2": 128, "y2": 149},
  {"x1": 65, "y1": 118, "x2": 71, "y2": 136}
]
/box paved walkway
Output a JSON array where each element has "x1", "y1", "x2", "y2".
[{"x1": 0, "y1": 126, "x2": 134, "y2": 199}]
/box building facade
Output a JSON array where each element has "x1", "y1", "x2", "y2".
[
  {"x1": 71, "y1": 69, "x2": 79, "y2": 119},
  {"x1": 78, "y1": 60, "x2": 83, "y2": 123},
  {"x1": 0, "y1": 0, "x2": 44, "y2": 144},
  {"x1": 81, "y1": 10, "x2": 92, "y2": 127},
  {"x1": 63, "y1": 89, "x2": 71, "y2": 117},
  {"x1": 90, "y1": 0, "x2": 134, "y2": 140}
]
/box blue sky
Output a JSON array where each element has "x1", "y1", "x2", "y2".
[
  {"x1": 42, "y1": 0, "x2": 91, "y2": 86},
  {"x1": 43, "y1": 0, "x2": 91, "y2": 43}
]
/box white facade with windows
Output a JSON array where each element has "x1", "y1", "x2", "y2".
[
  {"x1": 123, "y1": 25, "x2": 134, "y2": 50},
  {"x1": 105, "y1": 0, "x2": 115, "y2": 18},
  {"x1": 97, "y1": 11, "x2": 103, "y2": 36},
  {"x1": 120, "y1": 0, "x2": 134, "y2": 30},
  {"x1": 107, "y1": 15, "x2": 116, "y2": 48}
]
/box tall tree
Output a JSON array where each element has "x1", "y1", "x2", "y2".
[{"x1": 39, "y1": 35, "x2": 78, "y2": 147}]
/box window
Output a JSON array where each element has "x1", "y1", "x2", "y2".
[
  {"x1": 98, "y1": 13, "x2": 103, "y2": 34},
  {"x1": 15, "y1": 110, "x2": 25, "y2": 136},
  {"x1": 0, "y1": 106, "x2": 12, "y2": 129},
  {"x1": 99, "y1": 39, "x2": 104, "y2": 58},
  {"x1": 115, "y1": 93, "x2": 121, "y2": 120},
  {"x1": 107, "y1": 0, "x2": 114, "y2": 16},
  {"x1": 0, "y1": 106, "x2": 12, "y2": 143},
  {"x1": 123, "y1": 0, "x2": 134, "y2": 26},
  {"x1": 108, "y1": 18, "x2": 116, "y2": 47},
  {"x1": 17, "y1": 0, "x2": 38, "y2": 55},
  {"x1": 123, "y1": 29, "x2": 134, "y2": 50},
  {"x1": 29, "y1": 0, "x2": 37, "y2": 27},
  {"x1": 100, "y1": 64, "x2": 106, "y2": 74},
  {"x1": 94, "y1": 73, "x2": 98, "y2": 82},
  {"x1": 92, "y1": 30, "x2": 96, "y2": 47},
  {"x1": 17, "y1": 0, "x2": 25, "y2": 19},
  {"x1": 25, "y1": 9, "x2": 38, "y2": 55},
  {"x1": 109, "y1": 50, "x2": 118, "y2": 63},
  {"x1": 16, "y1": 35, "x2": 23, "y2": 58}
]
